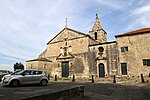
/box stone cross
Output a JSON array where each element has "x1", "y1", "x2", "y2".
[{"x1": 65, "y1": 18, "x2": 68, "y2": 28}]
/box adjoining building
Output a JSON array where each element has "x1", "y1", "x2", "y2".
[
  {"x1": 26, "y1": 14, "x2": 150, "y2": 79},
  {"x1": 115, "y1": 28, "x2": 150, "y2": 77}
]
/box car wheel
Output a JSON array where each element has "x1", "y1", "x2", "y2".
[
  {"x1": 10, "y1": 80, "x2": 20, "y2": 87},
  {"x1": 40, "y1": 79, "x2": 47, "y2": 86}
]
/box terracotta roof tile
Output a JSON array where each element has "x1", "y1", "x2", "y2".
[
  {"x1": 115, "y1": 28, "x2": 150, "y2": 37},
  {"x1": 26, "y1": 58, "x2": 52, "y2": 62}
]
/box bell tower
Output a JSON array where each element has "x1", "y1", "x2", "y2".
[{"x1": 89, "y1": 14, "x2": 107, "y2": 43}]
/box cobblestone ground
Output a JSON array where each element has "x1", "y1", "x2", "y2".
[{"x1": 0, "y1": 80, "x2": 150, "y2": 100}]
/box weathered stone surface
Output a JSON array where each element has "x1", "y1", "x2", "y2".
[
  {"x1": 26, "y1": 14, "x2": 150, "y2": 80},
  {"x1": 116, "y1": 32, "x2": 150, "y2": 77}
]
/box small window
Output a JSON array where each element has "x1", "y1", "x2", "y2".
[
  {"x1": 143, "y1": 59, "x2": 150, "y2": 66},
  {"x1": 65, "y1": 42, "x2": 67, "y2": 46},
  {"x1": 94, "y1": 32, "x2": 97, "y2": 40},
  {"x1": 121, "y1": 47, "x2": 128, "y2": 52}
]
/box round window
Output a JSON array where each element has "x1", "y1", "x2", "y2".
[{"x1": 98, "y1": 47, "x2": 104, "y2": 52}]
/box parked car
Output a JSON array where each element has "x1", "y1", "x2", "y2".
[
  {"x1": 1, "y1": 69, "x2": 48, "y2": 87},
  {"x1": 0, "y1": 70, "x2": 12, "y2": 82},
  {"x1": 11, "y1": 69, "x2": 23, "y2": 75},
  {"x1": 2, "y1": 69, "x2": 24, "y2": 80}
]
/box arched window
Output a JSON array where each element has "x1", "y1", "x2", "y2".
[{"x1": 94, "y1": 32, "x2": 97, "y2": 40}]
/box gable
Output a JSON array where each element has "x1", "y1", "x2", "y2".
[{"x1": 47, "y1": 28, "x2": 87, "y2": 44}]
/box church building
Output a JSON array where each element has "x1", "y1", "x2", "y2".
[{"x1": 26, "y1": 14, "x2": 150, "y2": 79}]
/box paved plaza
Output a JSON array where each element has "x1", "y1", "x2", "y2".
[{"x1": 0, "y1": 80, "x2": 150, "y2": 100}]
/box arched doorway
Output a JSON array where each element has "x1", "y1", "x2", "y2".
[{"x1": 99, "y1": 63, "x2": 105, "y2": 77}]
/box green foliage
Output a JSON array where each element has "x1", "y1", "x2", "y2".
[{"x1": 13, "y1": 62, "x2": 24, "y2": 71}]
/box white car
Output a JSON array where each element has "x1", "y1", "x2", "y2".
[
  {"x1": 1, "y1": 69, "x2": 48, "y2": 87},
  {"x1": 0, "y1": 70, "x2": 12, "y2": 82}
]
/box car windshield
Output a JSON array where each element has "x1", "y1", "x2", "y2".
[{"x1": 11, "y1": 70, "x2": 23, "y2": 75}]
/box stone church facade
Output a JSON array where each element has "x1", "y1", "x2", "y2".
[{"x1": 26, "y1": 14, "x2": 150, "y2": 79}]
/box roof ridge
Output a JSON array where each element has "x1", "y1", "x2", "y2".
[
  {"x1": 26, "y1": 58, "x2": 52, "y2": 62},
  {"x1": 66, "y1": 27, "x2": 87, "y2": 36},
  {"x1": 115, "y1": 28, "x2": 150, "y2": 37},
  {"x1": 47, "y1": 27, "x2": 88, "y2": 44}
]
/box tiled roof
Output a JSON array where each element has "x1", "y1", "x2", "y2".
[
  {"x1": 115, "y1": 28, "x2": 150, "y2": 37},
  {"x1": 26, "y1": 58, "x2": 52, "y2": 62}
]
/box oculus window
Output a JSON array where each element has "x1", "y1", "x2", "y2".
[{"x1": 98, "y1": 47, "x2": 104, "y2": 52}]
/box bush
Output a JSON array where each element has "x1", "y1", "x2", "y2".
[{"x1": 13, "y1": 62, "x2": 24, "y2": 71}]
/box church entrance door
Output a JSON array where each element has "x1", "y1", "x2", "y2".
[
  {"x1": 62, "y1": 61, "x2": 69, "y2": 77},
  {"x1": 99, "y1": 63, "x2": 105, "y2": 77}
]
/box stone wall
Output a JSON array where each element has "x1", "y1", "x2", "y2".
[
  {"x1": 26, "y1": 61, "x2": 52, "y2": 75},
  {"x1": 43, "y1": 34, "x2": 95, "y2": 78},
  {"x1": 46, "y1": 37, "x2": 89, "y2": 57},
  {"x1": 46, "y1": 51, "x2": 95, "y2": 79},
  {"x1": 89, "y1": 42, "x2": 118, "y2": 77},
  {"x1": 116, "y1": 32, "x2": 150, "y2": 77},
  {"x1": 16, "y1": 85, "x2": 84, "y2": 100}
]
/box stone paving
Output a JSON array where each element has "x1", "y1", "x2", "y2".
[
  {"x1": 0, "y1": 80, "x2": 150, "y2": 100},
  {"x1": 48, "y1": 79, "x2": 150, "y2": 100}
]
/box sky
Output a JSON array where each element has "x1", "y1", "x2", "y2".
[{"x1": 0, "y1": 0, "x2": 150, "y2": 71}]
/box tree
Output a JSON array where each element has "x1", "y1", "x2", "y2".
[{"x1": 13, "y1": 62, "x2": 24, "y2": 71}]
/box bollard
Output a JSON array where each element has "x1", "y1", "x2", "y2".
[
  {"x1": 140, "y1": 74, "x2": 144, "y2": 83},
  {"x1": 113, "y1": 75, "x2": 116, "y2": 83},
  {"x1": 48, "y1": 74, "x2": 50, "y2": 80},
  {"x1": 92, "y1": 75, "x2": 94, "y2": 83},
  {"x1": 55, "y1": 75, "x2": 57, "y2": 81},
  {"x1": 72, "y1": 75, "x2": 75, "y2": 82}
]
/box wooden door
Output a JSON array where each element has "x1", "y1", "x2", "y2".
[
  {"x1": 62, "y1": 61, "x2": 69, "y2": 77},
  {"x1": 121, "y1": 63, "x2": 127, "y2": 75},
  {"x1": 99, "y1": 63, "x2": 105, "y2": 77}
]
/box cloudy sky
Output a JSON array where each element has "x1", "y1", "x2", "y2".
[{"x1": 0, "y1": 0, "x2": 150, "y2": 71}]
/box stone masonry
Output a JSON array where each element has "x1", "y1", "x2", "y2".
[{"x1": 26, "y1": 14, "x2": 150, "y2": 79}]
